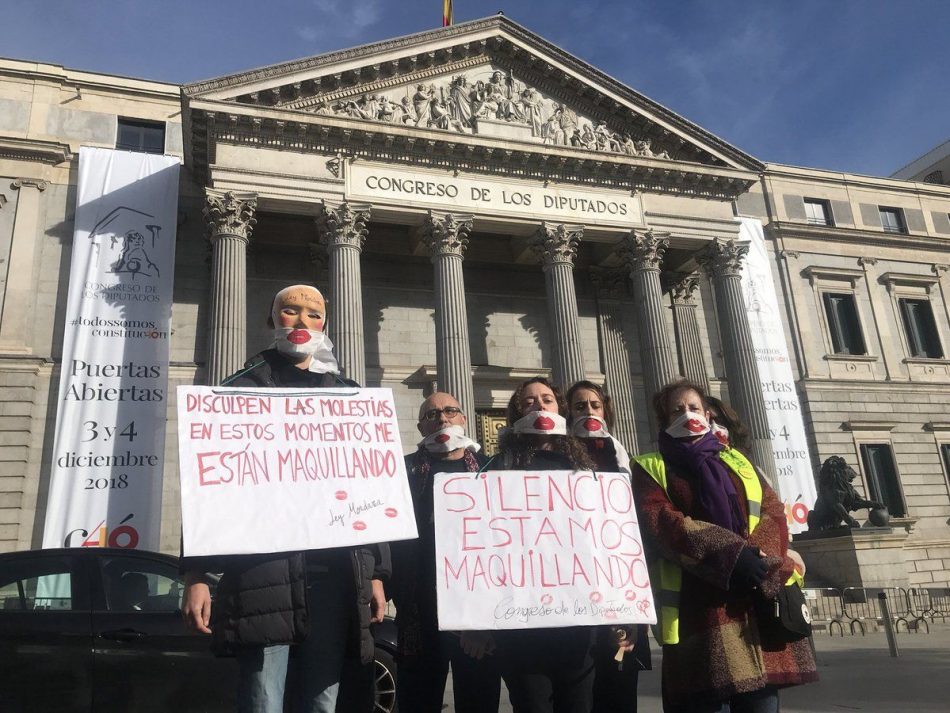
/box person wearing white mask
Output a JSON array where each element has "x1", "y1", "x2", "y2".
[
  {"x1": 631, "y1": 379, "x2": 816, "y2": 713},
  {"x1": 483, "y1": 377, "x2": 597, "y2": 713},
  {"x1": 390, "y1": 392, "x2": 502, "y2": 713},
  {"x1": 181, "y1": 284, "x2": 390, "y2": 713},
  {"x1": 565, "y1": 380, "x2": 650, "y2": 713}
]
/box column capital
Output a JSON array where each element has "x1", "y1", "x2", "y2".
[
  {"x1": 531, "y1": 222, "x2": 583, "y2": 268},
  {"x1": 664, "y1": 271, "x2": 701, "y2": 305},
  {"x1": 589, "y1": 267, "x2": 629, "y2": 299},
  {"x1": 618, "y1": 229, "x2": 669, "y2": 273},
  {"x1": 697, "y1": 237, "x2": 749, "y2": 278},
  {"x1": 11, "y1": 178, "x2": 48, "y2": 192},
  {"x1": 423, "y1": 212, "x2": 473, "y2": 260},
  {"x1": 204, "y1": 190, "x2": 257, "y2": 241},
  {"x1": 318, "y1": 201, "x2": 371, "y2": 251},
  {"x1": 932, "y1": 263, "x2": 950, "y2": 276}
]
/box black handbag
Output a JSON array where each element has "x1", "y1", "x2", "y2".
[{"x1": 756, "y1": 583, "x2": 812, "y2": 642}]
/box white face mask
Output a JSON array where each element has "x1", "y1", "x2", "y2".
[
  {"x1": 419, "y1": 425, "x2": 480, "y2": 454},
  {"x1": 711, "y1": 422, "x2": 730, "y2": 447},
  {"x1": 273, "y1": 328, "x2": 340, "y2": 374},
  {"x1": 665, "y1": 410, "x2": 711, "y2": 439},
  {"x1": 512, "y1": 410, "x2": 568, "y2": 436},
  {"x1": 572, "y1": 414, "x2": 610, "y2": 439}
]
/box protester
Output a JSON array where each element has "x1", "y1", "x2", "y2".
[
  {"x1": 483, "y1": 376, "x2": 597, "y2": 713},
  {"x1": 566, "y1": 380, "x2": 650, "y2": 713},
  {"x1": 632, "y1": 378, "x2": 817, "y2": 713},
  {"x1": 180, "y1": 284, "x2": 390, "y2": 713},
  {"x1": 390, "y1": 391, "x2": 501, "y2": 713}
]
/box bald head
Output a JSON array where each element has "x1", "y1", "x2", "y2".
[{"x1": 417, "y1": 392, "x2": 466, "y2": 437}]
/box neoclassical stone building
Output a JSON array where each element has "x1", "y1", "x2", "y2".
[{"x1": 2, "y1": 17, "x2": 949, "y2": 586}]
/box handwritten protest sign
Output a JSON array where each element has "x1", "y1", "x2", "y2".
[
  {"x1": 434, "y1": 470, "x2": 656, "y2": 631},
  {"x1": 177, "y1": 386, "x2": 417, "y2": 557}
]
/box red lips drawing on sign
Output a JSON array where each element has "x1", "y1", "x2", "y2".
[
  {"x1": 533, "y1": 415, "x2": 555, "y2": 430},
  {"x1": 584, "y1": 418, "x2": 602, "y2": 432},
  {"x1": 287, "y1": 329, "x2": 311, "y2": 345},
  {"x1": 352, "y1": 521, "x2": 367, "y2": 531},
  {"x1": 334, "y1": 491, "x2": 348, "y2": 501},
  {"x1": 685, "y1": 418, "x2": 705, "y2": 434},
  {"x1": 384, "y1": 508, "x2": 398, "y2": 518}
]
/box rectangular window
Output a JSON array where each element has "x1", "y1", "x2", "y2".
[
  {"x1": 859, "y1": 444, "x2": 905, "y2": 517},
  {"x1": 898, "y1": 298, "x2": 943, "y2": 358},
  {"x1": 822, "y1": 292, "x2": 867, "y2": 355},
  {"x1": 879, "y1": 206, "x2": 906, "y2": 234},
  {"x1": 804, "y1": 198, "x2": 833, "y2": 226},
  {"x1": 116, "y1": 118, "x2": 165, "y2": 154}
]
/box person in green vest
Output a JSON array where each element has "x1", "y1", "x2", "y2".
[{"x1": 631, "y1": 379, "x2": 816, "y2": 713}]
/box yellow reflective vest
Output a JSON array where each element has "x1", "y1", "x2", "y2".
[{"x1": 633, "y1": 448, "x2": 800, "y2": 645}]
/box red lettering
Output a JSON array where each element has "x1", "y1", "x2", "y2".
[
  {"x1": 461, "y1": 517, "x2": 484, "y2": 551},
  {"x1": 196, "y1": 451, "x2": 220, "y2": 486},
  {"x1": 443, "y1": 476, "x2": 476, "y2": 512}
]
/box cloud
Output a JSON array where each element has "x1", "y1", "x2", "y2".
[{"x1": 296, "y1": 0, "x2": 382, "y2": 44}]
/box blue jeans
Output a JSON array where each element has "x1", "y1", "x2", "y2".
[
  {"x1": 236, "y1": 567, "x2": 352, "y2": 713},
  {"x1": 666, "y1": 686, "x2": 780, "y2": 713}
]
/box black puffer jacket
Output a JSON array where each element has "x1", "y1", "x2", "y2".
[{"x1": 182, "y1": 350, "x2": 392, "y2": 662}]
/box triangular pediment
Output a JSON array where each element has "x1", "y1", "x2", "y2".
[{"x1": 184, "y1": 17, "x2": 761, "y2": 172}]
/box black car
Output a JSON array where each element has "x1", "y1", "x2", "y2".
[{"x1": 0, "y1": 547, "x2": 397, "y2": 713}]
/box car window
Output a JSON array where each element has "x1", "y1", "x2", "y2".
[
  {"x1": 99, "y1": 555, "x2": 184, "y2": 613},
  {"x1": 0, "y1": 556, "x2": 76, "y2": 611}
]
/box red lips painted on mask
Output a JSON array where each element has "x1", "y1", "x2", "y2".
[
  {"x1": 287, "y1": 329, "x2": 311, "y2": 345},
  {"x1": 533, "y1": 415, "x2": 555, "y2": 430},
  {"x1": 714, "y1": 431, "x2": 729, "y2": 445},
  {"x1": 584, "y1": 418, "x2": 602, "y2": 432},
  {"x1": 685, "y1": 418, "x2": 705, "y2": 434},
  {"x1": 435, "y1": 434, "x2": 450, "y2": 444}
]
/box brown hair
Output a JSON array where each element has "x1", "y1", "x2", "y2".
[
  {"x1": 705, "y1": 395, "x2": 752, "y2": 455},
  {"x1": 500, "y1": 376, "x2": 594, "y2": 469},
  {"x1": 566, "y1": 380, "x2": 616, "y2": 431},
  {"x1": 652, "y1": 378, "x2": 709, "y2": 429}
]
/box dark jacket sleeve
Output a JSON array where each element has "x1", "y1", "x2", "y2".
[{"x1": 371, "y1": 542, "x2": 392, "y2": 583}]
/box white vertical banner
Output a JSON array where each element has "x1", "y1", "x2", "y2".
[
  {"x1": 42, "y1": 147, "x2": 179, "y2": 550},
  {"x1": 737, "y1": 217, "x2": 817, "y2": 533}
]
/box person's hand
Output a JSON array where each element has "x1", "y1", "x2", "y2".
[
  {"x1": 459, "y1": 630, "x2": 495, "y2": 660},
  {"x1": 729, "y1": 546, "x2": 769, "y2": 592},
  {"x1": 612, "y1": 626, "x2": 635, "y2": 653},
  {"x1": 370, "y1": 579, "x2": 386, "y2": 624},
  {"x1": 181, "y1": 573, "x2": 212, "y2": 634},
  {"x1": 787, "y1": 549, "x2": 806, "y2": 577}
]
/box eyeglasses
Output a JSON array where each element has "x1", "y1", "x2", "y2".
[{"x1": 421, "y1": 406, "x2": 463, "y2": 422}]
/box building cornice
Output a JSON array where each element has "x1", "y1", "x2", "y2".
[
  {"x1": 0, "y1": 137, "x2": 72, "y2": 166},
  {"x1": 187, "y1": 99, "x2": 757, "y2": 201},
  {"x1": 765, "y1": 162, "x2": 950, "y2": 200},
  {"x1": 767, "y1": 220, "x2": 950, "y2": 251},
  {"x1": 183, "y1": 16, "x2": 762, "y2": 173}
]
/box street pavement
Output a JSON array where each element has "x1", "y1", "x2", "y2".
[{"x1": 445, "y1": 627, "x2": 950, "y2": 712}]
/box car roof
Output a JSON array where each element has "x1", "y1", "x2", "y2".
[{"x1": 0, "y1": 548, "x2": 180, "y2": 564}]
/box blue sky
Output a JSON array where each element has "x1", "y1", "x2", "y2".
[{"x1": 2, "y1": 0, "x2": 946, "y2": 177}]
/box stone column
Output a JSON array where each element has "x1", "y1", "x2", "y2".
[
  {"x1": 318, "y1": 202, "x2": 370, "y2": 386},
  {"x1": 0, "y1": 179, "x2": 48, "y2": 353},
  {"x1": 203, "y1": 190, "x2": 257, "y2": 386},
  {"x1": 619, "y1": 230, "x2": 678, "y2": 431},
  {"x1": 698, "y1": 238, "x2": 776, "y2": 482},
  {"x1": 666, "y1": 272, "x2": 710, "y2": 391},
  {"x1": 423, "y1": 212, "x2": 476, "y2": 425},
  {"x1": 531, "y1": 223, "x2": 586, "y2": 388},
  {"x1": 591, "y1": 269, "x2": 639, "y2": 453}
]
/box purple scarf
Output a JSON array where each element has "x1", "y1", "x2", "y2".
[{"x1": 658, "y1": 430, "x2": 746, "y2": 535}]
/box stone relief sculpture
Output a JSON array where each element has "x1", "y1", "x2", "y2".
[{"x1": 304, "y1": 66, "x2": 671, "y2": 159}]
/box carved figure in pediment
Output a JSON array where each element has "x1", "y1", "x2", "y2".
[
  {"x1": 399, "y1": 96, "x2": 416, "y2": 124},
  {"x1": 313, "y1": 100, "x2": 333, "y2": 116},
  {"x1": 429, "y1": 98, "x2": 451, "y2": 130},
  {"x1": 378, "y1": 97, "x2": 396, "y2": 123},
  {"x1": 634, "y1": 138, "x2": 654, "y2": 157},
  {"x1": 594, "y1": 121, "x2": 622, "y2": 152},
  {"x1": 412, "y1": 84, "x2": 434, "y2": 126},
  {"x1": 558, "y1": 105, "x2": 578, "y2": 146},
  {"x1": 578, "y1": 124, "x2": 597, "y2": 150},
  {"x1": 541, "y1": 109, "x2": 563, "y2": 145},
  {"x1": 448, "y1": 75, "x2": 473, "y2": 128},
  {"x1": 488, "y1": 70, "x2": 516, "y2": 121},
  {"x1": 518, "y1": 88, "x2": 545, "y2": 136},
  {"x1": 621, "y1": 134, "x2": 637, "y2": 156}
]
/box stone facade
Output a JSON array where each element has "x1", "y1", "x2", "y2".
[{"x1": 1, "y1": 18, "x2": 950, "y2": 588}]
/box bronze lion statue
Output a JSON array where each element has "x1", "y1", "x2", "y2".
[{"x1": 807, "y1": 456, "x2": 885, "y2": 531}]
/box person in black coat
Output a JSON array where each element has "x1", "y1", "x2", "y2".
[
  {"x1": 181, "y1": 285, "x2": 389, "y2": 713},
  {"x1": 390, "y1": 391, "x2": 502, "y2": 713},
  {"x1": 483, "y1": 377, "x2": 597, "y2": 713},
  {"x1": 566, "y1": 381, "x2": 651, "y2": 713}
]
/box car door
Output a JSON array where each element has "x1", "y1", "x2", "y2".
[
  {"x1": 90, "y1": 551, "x2": 237, "y2": 713},
  {"x1": 0, "y1": 551, "x2": 93, "y2": 713}
]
